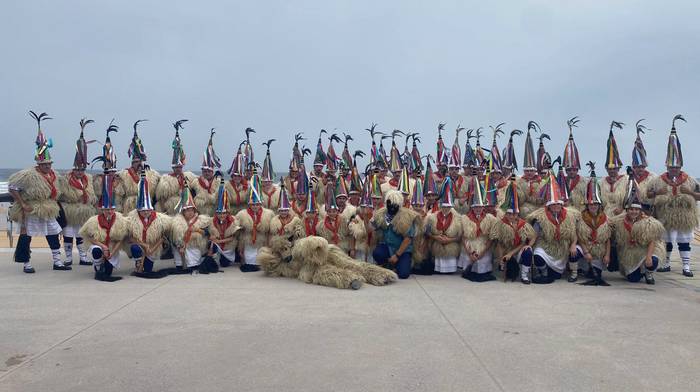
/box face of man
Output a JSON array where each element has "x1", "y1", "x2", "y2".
[
  {"x1": 586, "y1": 204, "x2": 600, "y2": 215},
  {"x1": 548, "y1": 204, "x2": 563, "y2": 215},
  {"x1": 289, "y1": 169, "x2": 298, "y2": 178},
  {"x1": 626, "y1": 207, "x2": 641, "y2": 220},
  {"x1": 523, "y1": 168, "x2": 537, "y2": 180},
  {"x1": 249, "y1": 204, "x2": 261, "y2": 213},
  {"x1": 668, "y1": 166, "x2": 682, "y2": 177},
  {"x1": 305, "y1": 211, "x2": 317, "y2": 219},
  {"x1": 566, "y1": 168, "x2": 578, "y2": 178},
  {"x1": 336, "y1": 196, "x2": 347, "y2": 208},
  {"x1": 37, "y1": 162, "x2": 52, "y2": 174},
  {"x1": 231, "y1": 175, "x2": 242, "y2": 184},
  {"x1": 138, "y1": 210, "x2": 152, "y2": 219},
  {"x1": 313, "y1": 165, "x2": 323, "y2": 176},
  {"x1": 183, "y1": 208, "x2": 196, "y2": 219},
  {"x1": 215, "y1": 212, "x2": 229, "y2": 220},
  {"x1": 278, "y1": 210, "x2": 289, "y2": 218},
  {"x1": 506, "y1": 211, "x2": 518, "y2": 222},
  {"x1": 131, "y1": 160, "x2": 142, "y2": 171},
  {"x1": 297, "y1": 194, "x2": 307, "y2": 203},
  {"x1": 632, "y1": 166, "x2": 646, "y2": 178},
  {"x1": 348, "y1": 194, "x2": 360, "y2": 206},
  {"x1": 491, "y1": 171, "x2": 503, "y2": 182},
  {"x1": 202, "y1": 168, "x2": 214, "y2": 180},
  {"x1": 172, "y1": 166, "x2": 183, "y2": 175},
  {"x1": 101, "y1": 209, "x2": 115, "y2": 219},
  {"x1": 606, "y1": 168, "x2": 619, "y2": 178},
  {"x1": 448, "y1": 167, "x2": 459, "y2": 178},
  {"x1": 262, "y1": 180, "x2": 272, "y2": 190},
  {"x1": 440, "y1": 206, "x2": 451, "y2": 215},
  {"x1": 392, "y1": 171, "x2": 401, "y2": 180},
  {"x1": 427, "y1": 194, "x2": 438, "y2": 203},
  {"x1": 412, "y1": 205, "x2": 424, "y2": 213},
  {"x1": 327, "y1": 209, "x2": 338, "y2": 218},
  {"x1": 472, "y1": 206, "x2": 484, "y2": 216}
]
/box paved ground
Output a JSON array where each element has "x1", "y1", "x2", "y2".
[{"x1": 1, "y1": 249, "x2": 700, "y2": 392}]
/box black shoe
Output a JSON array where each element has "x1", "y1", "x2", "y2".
[
  {"x1": 79, "y1": 261, "x2": 93, "y2": 266},
  {"x1": 568, "y1": 275, "x2": 578, "y2": 283},
  {"x1": 219, "y1": 259, "x2": 232, "y2": 268},
  {"x1": 94, "y1": 272, "x2": 122, "y2": 282},
  {"x1": 521, "y1": 277, "x2": 531, "y2": 285},
  {"x1": 239, "y1": 264, "x2": 260, "y2": 272},
  {"x1": 585, "y1": 269, "x2": 595, "y2": 279},
  {"x1": 532, "y1": 275, "x2": 553, "y2": 284},
  {"x1": 682, "y1": 269, "x2": 694, "y2": 277},
  {"x1": 53, "y1": 264, "x2": 72, "y2": 271},
  {"x1": 657, "y1": 265, "x2": 671, "y2": 273},
  {"x1": 645, "y1": 275, "x2": 656, "y2": 284},
  {"x1": 64, "y1": 261, "x2": 73, "y2": 266},
  {"x1": 131, "y1": 270, "x2": 167, "y2": 279},
  {"x1": 23, "y1": 266, "x2": 35, "y2": 273}
]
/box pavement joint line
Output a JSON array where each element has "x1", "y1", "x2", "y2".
[
  {"x1": 0, "y1": 275, "x2": 175, "y2": 381},
  {"x1": 414, "y1": 277, "x2": 506, "y2": 392}
]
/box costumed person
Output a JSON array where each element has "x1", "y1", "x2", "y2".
[
  {"x1": 302, "y1": 186, "x2": 320, "y2": 236},
  {"x1": 425, "y1": 178, "x2": 463, "y2": 274},
  {"x1": 269, "y1": 181, "x2": 300, "y2": 244},
  {"x1": 601, "y1": 121, "x2": 626, "y2": 216},
  {"x1": 193, "y1": 128, "x2": 222, "y2": 216},
  {"x1": 284, "y1": 132, "x2": 305, "y2": 199},
  {"x1": 127, "y1": 169, "x2": 170, "y2": 278},
  {"x1": 116, "y1": 119, "x2": 160, "y2": 214},
  {"x1": 611, "y1": 173, "x2": 664, "y2": 284},
  {"x1": 461, "y1": 177, "x2": 497, "y2": 282},
  {"x1": 647, "y1": 115, "x2": 700, "y2": 276},
  {"x1": 408, "y1": 177, "x2": 432, "y2": 274},
  {"x1": 320, "y1": 133, "x2": 342, "y2": 201},
  {"x1": 563, "y1": 117, "x2": 587, "y2": 212},
  {"x1": 316, "y1": 185, "x2": 352, "y2": 253},
  {"x1": 490, "y1": 175, "x2": 536, "y2": 284},
  {"x1": 500, "y1": 128, "x2": 522, "y2": 192},
  {"x1": 90, "y1": 121, "x2": 120, "y2": 207},
  {"x1": 311, "y1": 129, "x2": 327, "y2": 186},
  {"x1": 241, "y1": 127, "x2": 256, "y2": 179},
  {"x1": 517, "y1": 121, "x2": 545, "y2": 217},
  {"x1": 235, "y1": 178, "x2": 273, "y2": 272},
  {"x1": 226, "y1": 142, "x2": 249, "y2": 214},
  {"x1": 381, "y1": 130, "x2": 407, "y2": 194},
  {"x1": 630, "y1": 119, "x2": 656, "y2": 214},
  {"x1": 536, "y1": 132, "x2": 551, "y2": 178},
  {"x1": 79, "y1": 172, "x2": 128, "y2": 281},
  {"x1": 527, "y1": 171, "x2": 580, "y2": 283},
  {"x1": 58, "y1": 118, "x2": 97, "y2": 266},
  {"x1": 370, "y1": 190, "x2": 419, "y2": 279},
  {"x1": 435, "y1": 123, "x2": 449, "y2": 178},
  {"x1": 577, "y1": 162, "x2": 612, "y2": 286},
  {"x1": 155, "y1": 120, "x2": 196, "y2": 216},
  {"x1": 208, "y1": 178, "x2": 242, "y2": 268},
  {"x1": 171, "y1": 186, "x2": 213, "y2": 274},
  {"x1": 347, "y1": 151, "x2": 365, "y2": 207},
  {"x1": 260, "y1": 139, "x2": 280, "y2": 210},
  {"x1": 340, "y1": 133, "x2": 354, "y2": 181},
  {"x1": 349, "y1": 180, "x2": 375, "y2": 263},
  {"x1": 423, "y1": 156, "x2": 440, "y2": 214},
  {"x1": 9, "y1": 111, "x2": 67, "y2": 273},
  {"x1": 334, "y1": 175, "x2": 357, "y2": 221},
  {"x1": 459, "y1": 129, "x2": 477, "y2": 208},
  {"x1": 447, "y1": 125, "x2": 468, "y2": 213},
  {"x1": 292, "y1": 168, "x2": 311, "y2": 218}
]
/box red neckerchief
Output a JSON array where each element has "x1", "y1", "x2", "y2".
[
  {"x1": 292, "y1": 200, "x2": 306, "y2": 217},
  {"x1": 69, "y1": 171, "x2": 89, "y2": 203},
  {"x1": 138, "y1": 210, "x2": 157, "y2": 242},
  {"x1": 502, "y1": 217, "x2": 526, "y2": 247},
  {"x1": 567, "y1": 175, "x2": 581, "y2": 193},
  {"x1": 453, "y1": 176, "x2": 464, "y2": 198},
  {"x1": 605, "y1": 175, "x2": 621, "y2": 192},
  {"x1": 527, "y1": 176, "x2": 541, "y2": 196},
  {"x1": 324, "y1": 215, "x2": 340, "y2": 244},
  {"x1": 636, "y1": 169, "x2": 650, "y2": 183},
  {"x1": 98, "y1": 212, "x2": 116, "y2": 244},
  {"x1": 467, "y1": 210, "x2": 485, "y2": 236},
  {"x1": 263, "y1": 187, "x2": 276, "y2": 209},
  {"x1": 623, "y1": 215, "x2": 641, "y2": 245},
  {"x1": 427, "y1": 202, "x2": 439, "y2": 214},
  {"x1": 127, "y1": 167, "x2": 140, "y2": 183},
  {"x1": 276, "y1": 214, "x2": 292, "y2": 235},
  {"x1": 304, "y1": 216, "x2": 318, "y2": 236},
  {"x1": 37, "y1": 167, "x2": 58, "y2": 200},
  {"x1": 169, "y1": 172, "x2": 186, "y2": 190},
  {"x1": 198, "y1": 176, "x2": 215, "y2": 194},
  {"x1": 545, "y1": 207, "x2": 567, "y2": 241},
  {"x1": 661, "y1": 172, "x2": 689, "y2": 196},
  {"x1": 389, "y1": 178, "x2": 399, "y2": 188},
  {"x1": 247, "y1": 207, "x2": 262, "y2": 245},
  {"x1": 214, "y1": 214, "x2": 234, "y2": 239},
  {"x1": 230, "y1": 180, "x2": 249, "y2": 204},
  {"x1": 436, "y1": 210, "x2": 453, "y2": 233},
  {"x1": 582, "y1": 210, "x2": 607, "y2": 243},
  {"x1": 183, "y1": 214, "x2": 200, "y2": 246}
]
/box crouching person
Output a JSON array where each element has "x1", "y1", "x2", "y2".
[
  {"x1": 461, "y1": 178, "x2": 497, "y2": 282},
  {"x1": 79, "y1": 175, "x2": 128, "y2": 282},
  {"x1": 171, "y1": 186, "x2": 214, "y2": 274},
  {"x1": 127, "y1": 170, "x2": 170, "y2": 278},
  {"x1": 577, "y1": 165, "x2": 612, "y2": 286},
  {"x1": 370, "y1": 190, "x2": 418, "y2": 279},
  {"x1": 235, "y1": 183, "x2": 273, "y2": 272},
  {"x1": 208, "y1": 178, "x2": 241, "y2": 268}
]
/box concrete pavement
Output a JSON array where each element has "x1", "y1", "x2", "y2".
[{"x1": 1, "y1": 250, "x2": 700, "y2": 392}]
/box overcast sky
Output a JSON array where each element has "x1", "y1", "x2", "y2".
[{"x1": 2, "y1": 0, "x2": 699, "y2": 175}]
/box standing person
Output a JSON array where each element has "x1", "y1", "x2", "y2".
[
  {"x1": 527, "y1": 172, "x2": 580, "y2": 283},
  {"x1": 58, "y1": 118, "x2": 97, "y2": 266},
  {"x1": 490, "y1": 175, "x2": 536, "y2": 284},
  {"x1": 349, "y1": 181, "x2": 375, "y2": 263},
  {"x1": 156, "y1": 120, "x2": 196, "y2": 216},
  {"x1": 611, "y1": 175, "x2": 664, "y2": 284},
  {"x1": 461, "y1": 177, "x2": 497, "y2": 282},
  {"x1": 630, "y1": 119, "x2": 656, "y2": 214},
  {"x1": 208, "y1": 178, "x2": 241, "y2": 268},
  {"x1": 517, "y1": 121, "x2": 545, "y2": 218},
  {"x1": 79, "y1": 172, "x2": 129, "y2": 281},
  {"x1": 425, "y1": 178, "x2": 463, "y2": 274},
  {"x1": 577, "y1": 163, "x2": 612, "y2": 286},
  {"x1": 302, "y1": 186, "x2": 320, "y2": 237},
  {"x1": 316, "y1": 187, "x2": 352, "y2": 253},
  {"x1": 260, "y1": 139, "x2": 280, "y2": 211},
  {"x1": 647, "y1": 115, "x2": 700, "y2": 276},
  {"x1": 127, "y1": 170, "x2": 170, "y2": 279},
  {"x1": 116, "y1": 120, "x2": 160, "y2": 214},
  {"x1": 226, "y1": 143, "x2": 250, "y2": 215},
  {"x1": 370, "y1": 190, "x2": 418, "y2": 279},
  {"x1": 171, "y1": 186, "x2": 212, "y2": 274},
  {"x1": 9, "y1": 111, "x2": 67, "y2": 273},
  {"x1": 408, "y1": 178, "x2": 433, "y2": 274},
  {"x1": 193, "y1": 129, "x2": 223, "y2": 216},
  {"x1": 600, "y1": 121, "x2": 626, "y2": 217},
  {"x1": 563, "y1": 117, "x2": 587, "y2": 212},
  {"x1": 269, "y1": 182, "x2": 300, "y2": 243},
  {"x1": 235, "y1": 178, "x2": 273, "y2": 272}
]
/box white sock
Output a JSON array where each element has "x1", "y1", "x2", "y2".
[
  {"x1": 64, "y1": 242, "x2": 73, "y2": 263},
  {"x1": 23, "y1": 262, "x2": 32, "y2": 269},
  {"x1": 51, "y1": 249, "x2": 64, "y2": 266},
  {"x1": 680, "y1": 250, "x2": 691, "y2": 271},
  {"x1": 521, "y1": 267, "x2": 530, "y2": 280}
]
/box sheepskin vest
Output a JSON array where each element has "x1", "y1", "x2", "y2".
[
  {"x1": 79, "y1": 211, "x2": 129, "y2": 248},
  {"x1": 170, "y1": 214, "x2": 212, "y2": 252},
  {"x1": 261, "y1": 185, "x2": 280, "y2": 211},
  {"x1": 371, "y1": 207, "x2": 419, "y2": 247},
  {"x1": 209, "y1": 214, "x2": 241, "y2": 252},
  {"x1": 610, "y1": 214, "x2": 664, "y2": 276},
  {"x1": 155, "y1": 171, "x2": 196, "y2": 216},
  {"x1": 226, "y1": 180, "x2": 249, "y2": 215},
  {"x1": 600, "y1": 175, "x2": 626, "y2": 216},
  {"x1": 348, "y1": 214, "x2": 376, "y2": 257},
  {"x1": 527, "y1": 207, "x2": 577, "y2": 260},
  {"x1": 8, "y1": 167, "x2": 62, "y2": 222},
  {"x1": 516, "y1": 176, "x2": 544, "y2": 218},
  {"x1": 635, "y1": 170, "x2": 657, "y2": 207},
  {"x1": 650, "y1": 173, "x2": 699, "y2": 232},
  {"x1": 127, "y1": 210, "x2": 170, "y2": 246},
  {"x1": 192, "y1": 176, "x2": 218, "y2": 217},
  {"x1": 489, "y1": 216, "x2": 536, "y2": 256},
  {"x1": 425, "y1": 208, "x2": 463, "y2": 258},
  {"x1": 235, "y1": 207, "x2": 273, "y2": 247},
  {"x1": 58, "y1": 171, "x2": 97, "y2": 227},
  {"x1": 566, "y1": 175, "x2": 588, "y2": 212},
  {"x1": 116, "y1": 168, "x2": 160, "y2": 214},
  {"x1": 411, "y1": 212, "x2": 428, "y2": 266},
  {"x1": 269, "y1": 214, "x2": 301, "y2": 241},
  {"x1": 462, "y1": 211, "x2": 496, "y2": 255},
  {"x1": 577, "y1": 211, "x2": 611, "y2": 260},
  {"x1": 316, "y1": 214, "x2": 350, "y2": 251}
]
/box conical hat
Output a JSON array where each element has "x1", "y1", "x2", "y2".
[
  {"x1": 448, "y1": 125, "x2": 463, "y2": 168},
  {"x1": 410, "y1": 134, "x2": 424, "y2": 173},
  {"x1": 556, "y1": 161, "x2": 570, "y2": 203},
  {"x1": 136, "y1": 169, "x2": 154, "y2": 211},
  {"x1": 523, "y1": 121, "x2": 539, "y2": 170},
  {"x1": 389, "y1": 130, "x2": 404, "y2": 172},
  {"x1": 503, "y1": 129, "x2": 522, "y2": 171},
  {"x1": 296, "y1": 169, "x2": 310, "y2": 196},
  {"x1": 313, "y1": 129, "x2": 327, "y2": 166},
  {"x1": 398, "y1": 166, "x2": 410, "y2": 195},
  {"x1": 665, "y1": 114, "x2": 685, "y2": 168},
  {"x1": 562, "y1": 117, "x2": 581, "y2": 170},
  {"x1": 623, "y1": 167, "x2": 643, "y2": 209},
  {"x1": 325, "y1": 133, "x2": 341, "y2": 172},
  {"x1": 305, "y1": 185, "x2": 317, "y2": 213},
  {"x1": 247, "y1": 175, "x2": 263, "y2": 205},
  {"x1": 96, "y1": 122, "x2": 119, "y2": 172},
  {"x1": 370, "y1": 174, "x2": 383, "y2": 199},
  {"x1": 341, "y1": 134, "x2": 353, "y2": 170},
  {"x1": 348, "y1": 152, "x2": 364, "y2": 195},
  {"x1": 469, "y1": 177, "x2": 486, "y2": 207},
  {"x1": 243, "y1": 127, "x2": 255, "y2": 170},
  {"x1": 463, "y1": 129, "x2": 476, "y2": 168},
  {"x1": 228, "y1": 143, "x2": 245, "y2": 177},
  {"x1": 202, "y1": 128, "x2": 222, "y2": 170},
  {"x1": 171, "y1": 120, "x2": 187, "y2": 167},
  {"x1": 411, "y1": 177, "x2": 425, "y2": 206},
  {"x1": 360, "y1": 179, "x2": 373, "y2": 207},
  {"x1": 632, "y1": 119, "x2": 649, "y2": 167},
  {"x1": 128, "y1": 119, "x2": 148, "y2": 162},
  {"x1": 335, "y1": 176, "x2": 349, "y2": 198},
  {"x1": 500, "y1": 174, "x2": 519, "y2": 214},
  {"x1": 176, "y1": 185, "x2": 197, "y2": 212},
  {"x1": 483, "y1": 172, "x2": 499, "y2": 207},
  {"x1": 261, "y1": 139, "x2": 275, "y2": 182},
  {"x1": 585, "y1": 162, "x2": 602, "y2": 205},
  {"x1": 30, "y1": 111, "x2": 53, "y2": 163},
  {"x1": 423, "y1": 156, "x2": 438, "y2": 196},
  {"x1": 100, "y1": 173, "x2": 117, "y2": 209},
  {"x1": 277, "y1": 181, "x2": 291, "y2": 211},
  {"x1": 605, "y1": 121, "x2": 624, "y2": 169},
  {"x1": 439, "y1": 177, "x2": 453, "y2": 207},
  {"x1": 436, "y1": 123, "x2": 447, "y2": 166},
  {"x1": 539, "y1": 171, "x2": 563, "y2": 206},
  {"x1": 325, "y1": 183, "x2": 339, "y2": 211},
  {"x1": 215, "y1": 177, "x2": 229, "y2": 213},
  {"x1": 536, "y1": 133, "x2": 550, "y2": 173},
  {"x1": 73, "y1": 118, "x2": 93, "y2": 170}
]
